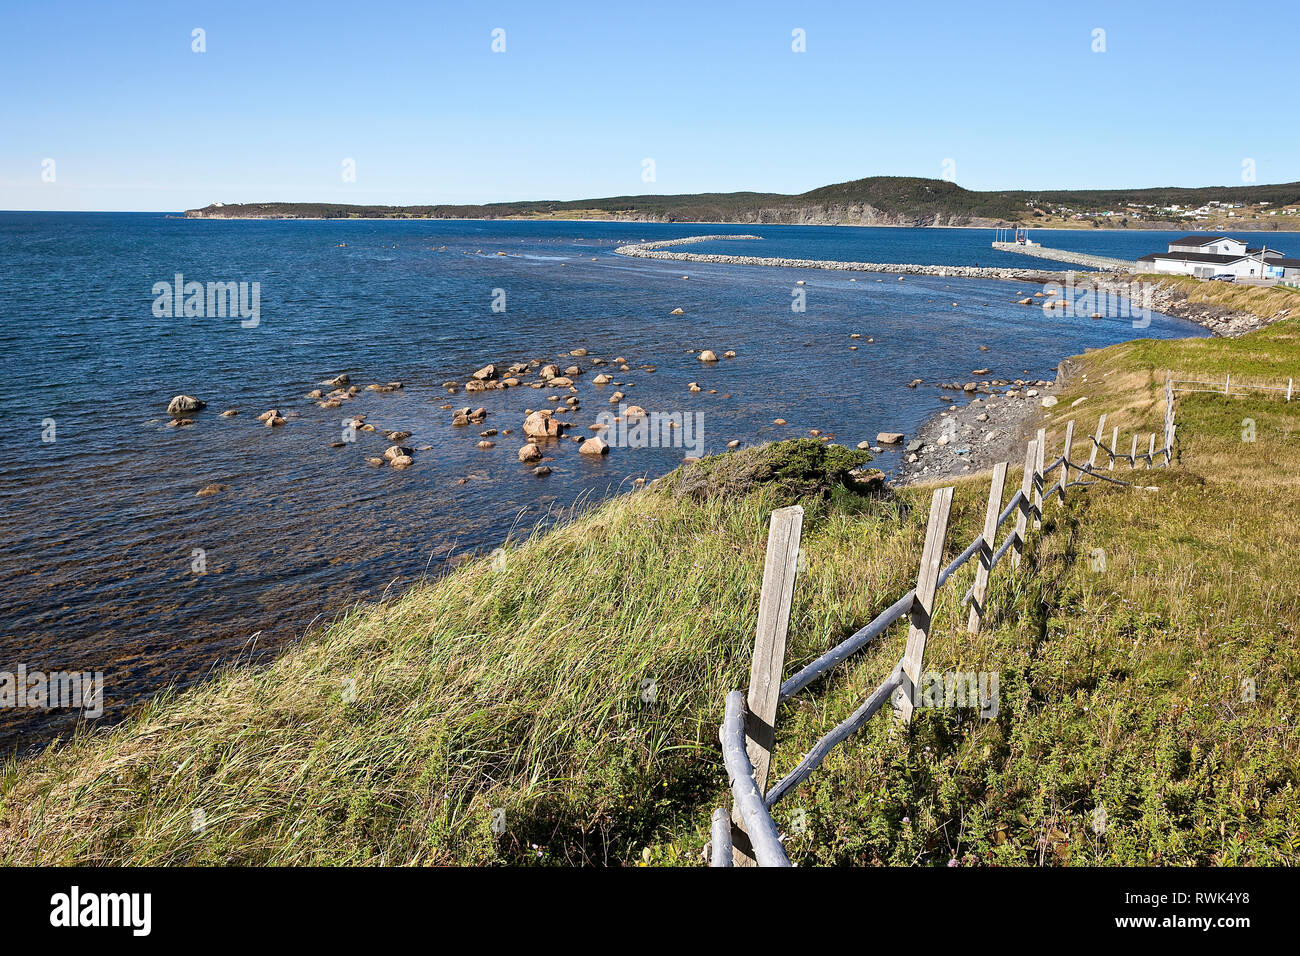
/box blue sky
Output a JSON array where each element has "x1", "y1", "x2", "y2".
[{"x1": 3, "y1": 0, "x2": 1297, "y2": 210}]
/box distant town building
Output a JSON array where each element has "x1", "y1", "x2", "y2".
[{"x1": 1138, "y1": 235, "x2": 1300, "y2": 279}]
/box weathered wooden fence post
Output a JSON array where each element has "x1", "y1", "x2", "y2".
[
  {"x1": 1130, "y1": 434, "x2": 1139, "y2": 470},
  {"x1": 1088, "y1": 413, "x2": 1107, "y2": 470},
  {"x1": 1033, "y1": 428, "x2": 1045, "y2": 529},
  {"x1": 1059, "y1": 420, "x2": 1074, "y2": 501},
  {"x1": 968, "y1": 462, "x2": 1008, "y2": 635},
  {"x1": 1109, "y1": 426, "x2": 1119, "y2": 470},
  {"x1": 732, "y1": 505, "x2": 803, "y2": 866},
  {"x1": 1147, "y1": 433, "x2": 1156, "y2": 469},
  {"x1": 1012, "y1": 439, "x2": 1036, "y2": 570},
  {"x1": 895, "y1": 487, "x2": 954, "y2": 725}
]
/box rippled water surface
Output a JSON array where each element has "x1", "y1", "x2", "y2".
[{"x1": 0, "y1": 215, "x2": 1210, "y2": 749}]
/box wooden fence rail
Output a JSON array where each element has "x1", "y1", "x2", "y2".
[{"x1": 707, "y1": 375, "x2": 1189, "y2": 866}]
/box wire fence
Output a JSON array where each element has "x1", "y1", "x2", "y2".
[
  {"x1": 1168, "y1": 374, "x2": 1294, "y2": 402},
  {"x1": 708, "y1": 377, "x2": 1187, "y2": 866}
]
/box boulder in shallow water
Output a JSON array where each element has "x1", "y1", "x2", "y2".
[
  {"x1": 167, "y1": 395, "x2": 205, "y2": 416},
  {"x1": 518, "y1": 443, "x2": 542, "y2": 462},
  {"x1": 579, "y1": 436, "x2": 610, "y2": 456},
  {"x1": 697, "y1": 350, "x2": 718, "y2": 362},
  {"x1": 523, "y1": 409, "x2": 564, "y2": 438}
]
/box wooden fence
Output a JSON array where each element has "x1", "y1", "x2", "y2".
[{"x1": 709, "y1": 383, "x2": 1183, "y2": 866}]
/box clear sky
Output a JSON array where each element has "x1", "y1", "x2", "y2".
[{"x1": 3, "y1": 0, "x2": 1297, "y2": 211}]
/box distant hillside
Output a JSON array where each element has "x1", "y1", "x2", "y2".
[{"x1": 185, "y1": 176, "x2": 1300, "y2": 229}]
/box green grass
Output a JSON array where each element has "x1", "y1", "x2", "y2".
[{"x1": 3, "y1": 327, "x2": 1299, "y2": 866}]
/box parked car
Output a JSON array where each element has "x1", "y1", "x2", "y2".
[{"x1": 1209, "y1": 273, "x2": 1236, "y2": 282}]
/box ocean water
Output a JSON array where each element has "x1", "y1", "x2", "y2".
[
  {"x1": 682, "y1": 225, "x2": 1300, "y2": 266},
  {"x1": 0, "y1": 214, "x2": 1210, "y2": 750}
]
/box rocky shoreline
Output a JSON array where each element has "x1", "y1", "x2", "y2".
[
  {"x1": 167, "y1": 237, "x2": 1282, "y2": 493},
  {"x1": 892, "y1": 366, "x2": 1076, "y2": 486}
]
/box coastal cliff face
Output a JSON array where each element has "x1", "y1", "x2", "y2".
[{"x1": 185, "y1": 203, "x2": 987, "y2": 226}]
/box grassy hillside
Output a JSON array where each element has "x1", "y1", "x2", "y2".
[
  {"x1": 3, "y1": 326, "x2": 1298, "y2": 866},
  {"x1": 184, "y1": 177, "x2": 1300, "y2": 227}
]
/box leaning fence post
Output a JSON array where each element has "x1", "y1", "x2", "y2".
[
  {"x1": 732, "y1": 504, "x2": 803, "y2": 866},
  {"x1": 1011, "y1": 439, "x2": 1036, "y2": 570},
  {"x1": 1088, "y1": 413, "x2": 1107, "y2": 470},
  {"x1": 1130, "y1": 434, "x2": 1138, "y2": 470},
  {"x1": 1288, "y1": 378, "x2": 1293, "y2": 402},
  {"x1": 895, "y1": 487, "x2": 954, "y2": 725},
  {"x1": 1109, "y1": 426, "x2": 1119, "y2": 471},
  {"x1": 1147, "y1": 433, "x2": 1156, "y2": 469},
  {"x1": 968, "y1": 462, "x2": 1008, "y2": 636},
  {"x1": 1033, "y1": 428, "x2": 1045, "y2": 529},
  {"x1": 1059, "y1": 420, "x2": 1074, "y2": 502}
]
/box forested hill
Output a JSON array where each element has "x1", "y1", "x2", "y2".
[{"x1": 184, "y1": 176, "x2": 1300, "y2": 228}]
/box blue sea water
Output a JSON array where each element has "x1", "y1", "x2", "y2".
[
  {"x1": 0, "y1": 213, "x2": 1217, "y2": 749},
  {"x1": 683, "y1": 225, "x2": 1300, "y2": 266}
]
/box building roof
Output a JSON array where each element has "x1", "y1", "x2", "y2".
[
  {"x1": 1137, "y1": 251, "x2": 1248, "y2": 264},
  {"x1": 1167, "y1": 235, "x2": 1239, "y2": 247},
  {"x1": 1268, "y1": 257, "x2": 1300, "y2": 268}
]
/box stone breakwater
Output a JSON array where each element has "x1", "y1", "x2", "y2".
[
  {"x1": 991, "y1": 241, "x2": 1138, "y2": 273},
  {"x1": 614, "y1": 235, "x2": 1061, "y2": 281},
  {"x1": 617, "y1": 236, "x2": 1287, "y2": 338}
]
